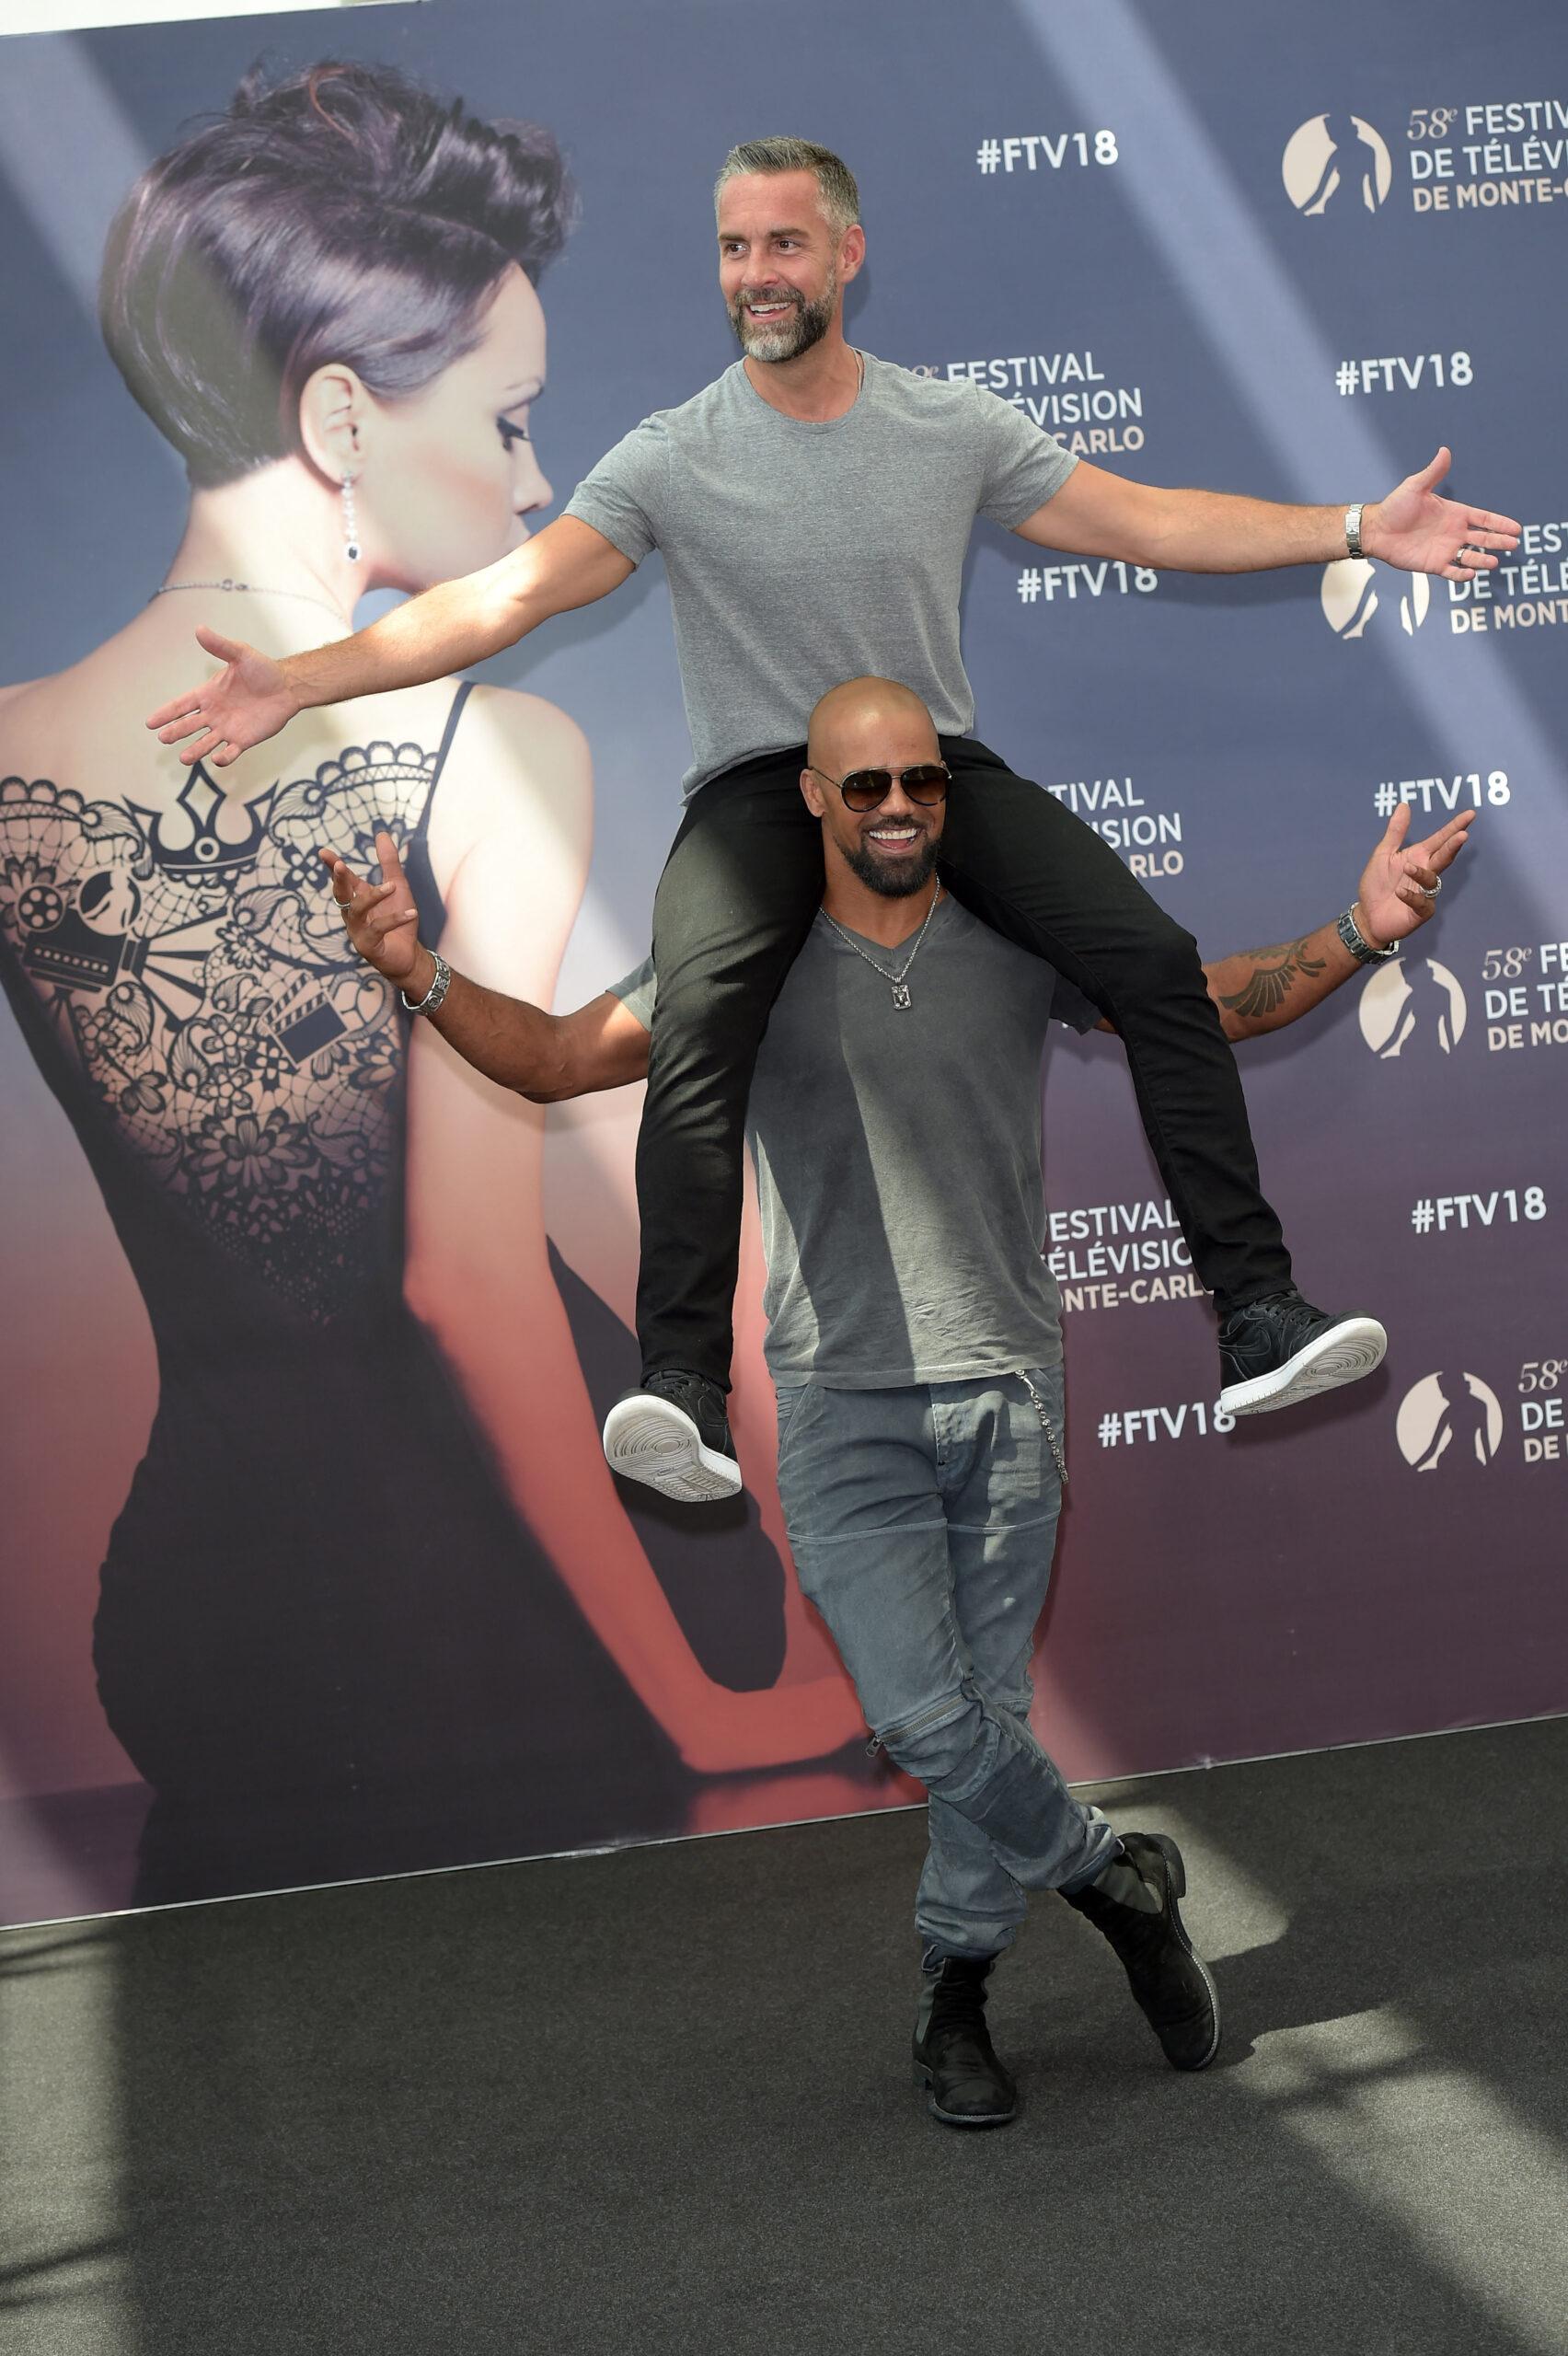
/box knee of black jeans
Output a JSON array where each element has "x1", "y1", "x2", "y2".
[
  {"x1": 1123, "y1": 911, "x2": 1203, "y2": 1003},
  {"x1": 647, "y1": 970, "x2": 780, "y2": 1064}
]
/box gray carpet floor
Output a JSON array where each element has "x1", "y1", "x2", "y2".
[{"x1": 3, "y1": 1716, "x2": 1566, "y2": 2356}]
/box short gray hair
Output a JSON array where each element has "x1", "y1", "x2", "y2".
[{"x1": 714, "y1": 138, "x2": 860, "y2": 237}]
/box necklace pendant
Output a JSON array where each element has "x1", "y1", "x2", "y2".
[{"x1": 892, "y1": 980, "x2": 912, "y2": 1011}]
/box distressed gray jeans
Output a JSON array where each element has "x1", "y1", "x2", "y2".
[{"x1": 772, "y1": 1366, "x2": 1113, "y2": 1958}]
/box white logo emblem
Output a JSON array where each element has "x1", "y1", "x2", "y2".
[
  {"x1": 1321, "y1": 558, "x2": 1430, "y2": 641},
  {"x1": 1358, "y1": 956, "x2": 1467, "y2": 1058},
  {"x1": 1396, "y1": 1372, "x2": 1504, "y2": 1471},
  {"x1": 1282, "y1": 115, "x2": 1393, "y2": 214}
]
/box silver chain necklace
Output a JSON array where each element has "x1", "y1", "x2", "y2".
[
  {"x1": 151, "y1": 577, "x2": 350, "y2": 627},
  {"x1": 818, "y1": 887, "x2": 941, "y2": 1011}
]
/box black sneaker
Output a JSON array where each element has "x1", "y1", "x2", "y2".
[
  {"x1": 911, "y1": 1954, "x2": 1017, "y2": 2127},
  {"x1": 1218, "y1": 1288, "x2": 1387, "y2": 1417},
  {"x1": 602, "y1": 1369, "x2": 742, "y2": 1503},
  {"x1": 1062, "y1": 1832, "x2": 1220, "y2": 2072}
]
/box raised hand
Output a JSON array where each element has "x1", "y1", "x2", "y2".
[
  {"x1": 1356, "y1": 802, "x2": 1474, "y2": 947},
  {"x1": 318, "y1": 829, "x2": 424, "y2": 987},
  {"x1": 146, "y1": 626, "x2": 301, "y2": 768},
  {"x1": 1367, "y1": 449, "x2": 1521, "y2": 583}
]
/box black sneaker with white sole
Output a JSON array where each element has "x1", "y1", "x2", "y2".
[
  {"x1": 1218, "y1": 1288, "x2": 1387, "y2": 1417},
  {"x1": 1063, "y1": 1832, "x2": 1220, "y2": 2072},
  {"x1": 602, "y1": 1369, "x2": 742, "y2": 1504}
]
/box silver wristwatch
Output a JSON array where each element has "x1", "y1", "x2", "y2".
[
  {"x1": 400, "y1": 948, "x2": 453, "y2": 1015},
  {"x1": 1337, "y1": 905, "x2": 1395, "y2": 965},
  {"x1": 1344, "y1": 502, "x2": 1365, "y2": 560}
]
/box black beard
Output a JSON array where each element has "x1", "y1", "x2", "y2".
[
  {"x1": 840, "y1": 833, "x2": 940, "y2": 898},
  {"x1": 728, "y1": 283, "x2": 834, "y2": 362}
]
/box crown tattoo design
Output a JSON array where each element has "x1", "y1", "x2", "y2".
[{"x1": 127, "y1": 765, "x2": 279, "y2": 880}]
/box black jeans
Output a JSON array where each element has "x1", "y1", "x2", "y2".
[{"x1": 637, "y1": 736, "x2": 1291, "y2": 1387}]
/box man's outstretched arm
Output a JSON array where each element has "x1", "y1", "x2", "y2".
[
  {"x1": 1019, "y1": 446, "x2": 1519, "y2": 580},
  {"x1": 149, "y1": 517, "x2": 634, "y2": 768},
  {"x1": 1207, "y1": 804, "x2": 1471, "y2": 1039},
  {"x1": 1091, "y1": 804, "x2": 1473, "y2": 1044},
  {"x1": 322, "y1": 830, "x2": 650, "y2": 1097},
  {"x1": 336, "y1": 803, "x2": 1473, "y2": 1083}
]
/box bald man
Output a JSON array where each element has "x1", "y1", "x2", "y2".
[
  {"x1": 601, "y1": 676, "x2": 1389, "y2": 1499},
  {"x1": 323, "y1": 676, "x2": 1469, "y2": 2129}
]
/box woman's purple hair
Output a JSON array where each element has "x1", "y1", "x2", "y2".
[{"x1": 100, "y1": 60, "x2": 575, "y2": 488}]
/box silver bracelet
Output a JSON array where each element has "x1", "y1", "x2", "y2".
[
  {"x1": 1337, "y1": 905, "x2": 1396, "y2": 965},
  {"x1": 1344, "y1": 502, "x2": 1365, "y2": 560},
  {"x1": 400, "y1": 949, "x2": 453, "y2": 1015}
]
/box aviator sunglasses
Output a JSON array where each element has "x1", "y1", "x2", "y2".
[{"x1": 807, "y1": 760, "x2": 951, "y2": 814}]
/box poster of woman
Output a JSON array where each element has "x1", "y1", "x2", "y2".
[{"x1": 0, "y1": 49, "x2": 864, "y2": 1919}]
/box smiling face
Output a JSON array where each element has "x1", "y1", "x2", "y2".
[
  {"x1": 716, "y1": 169, "x2": 861, "y2": 362},
  {"x1": 802, "y1": 685, "x2": 947, "y2": 899},
  {"x1": 354, "y1": 264, "x2": 553, "y2": 590}
]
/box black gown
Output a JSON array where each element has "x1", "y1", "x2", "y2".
[{"x1": 0, "y1": 684, "x2": 730, "y2": 1903}]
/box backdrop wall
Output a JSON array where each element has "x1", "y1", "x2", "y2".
[{"x1": 1, "y1": 0, "x2": 1562, "y2": 1925}]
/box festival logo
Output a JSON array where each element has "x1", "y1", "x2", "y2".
[
  {"x1": 1283, "y1": 114, "x2": 1393, "y2": 214},
  {"x1": 1396, "y1": 1372, "x2": 1504, "y2": 1470},
  {"x1": 1358, "y1": 955, "x2": 1468, "y2": 1059},
  {"x1": 1321, "y1": 558, "x2": 1430, "y2": 641},
  {"x1": 923, "y1": 349, "x2": 1148, "y2": 460}
]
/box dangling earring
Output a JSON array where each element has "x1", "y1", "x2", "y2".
[{"x1": 341, "y1": 473, "x2": 362, "y2": 565}]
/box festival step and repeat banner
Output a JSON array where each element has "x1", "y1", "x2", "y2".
[{"x1": 0, "y1": 0, "x2": 1562, "y2": 1924}]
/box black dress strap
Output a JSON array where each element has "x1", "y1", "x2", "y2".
[
  {"x1": 401, "y1": 679, "x2": 474, "y2": 946},
  {"x1": 429, "y1": 678, "x2": 475, "y2": 794}
]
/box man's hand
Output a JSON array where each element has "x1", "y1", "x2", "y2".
[
  {"x1": 318, "y1": 829, "x2": 428, "y2": 991},
  {"x1": 1355, "y1": 803, "x2": 1474, "y2": 948},
  {"x1": 1195, "y1": 803, "x2": 1475, "y2": 1041},
  {"x1": 1365, "y1": 449, "x2": 1520, "y2": 583},
  {"x1": 148, "y1": 627, "x2": 303, "y2": 768}
]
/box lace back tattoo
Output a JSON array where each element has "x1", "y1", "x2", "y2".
[{"x1": 0, "y1": 702, "x2": 467, "y2": 1318}]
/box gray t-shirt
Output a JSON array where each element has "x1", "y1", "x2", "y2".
[
  {"x1": 613, "y1": 897, "x2": 1099, "y2": 1386},
  {"x1": 565, "y1": 355, "x2": 1077, "y2": 797}
]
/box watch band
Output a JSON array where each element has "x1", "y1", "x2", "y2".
[
  {"x1": 1344, "y1": 502, "x2": 1365, "y2": 560},
  {"x1": 400, "y1": 948, "x2": 453, "y2": 1015},
  {"x1": 1337, "y1": 905, "x2": 1396, "y2": 965}
]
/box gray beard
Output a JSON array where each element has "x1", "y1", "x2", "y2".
[
  {"x1": 840, "y1": 835, "x2": 940, "y2": 898},
  {"x1": 728, "y1": 281, "x2": 835, "y2": 363}
]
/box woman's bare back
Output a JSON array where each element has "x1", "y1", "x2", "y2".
[{"x1": 0, "y1": 611, "x2": 477, "y2": 1315}]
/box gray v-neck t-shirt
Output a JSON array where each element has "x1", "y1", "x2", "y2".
[
  {"x1": 613, "y1": 897, "x2": 1099, "y2": 1387},
  {"x1": 564, "y1": 355, "x2": 1076, "y2": 797}
]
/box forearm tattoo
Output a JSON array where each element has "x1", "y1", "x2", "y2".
[{"x1": 1217, "y1": 933, "x2": 1329, "y2": 1022}]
